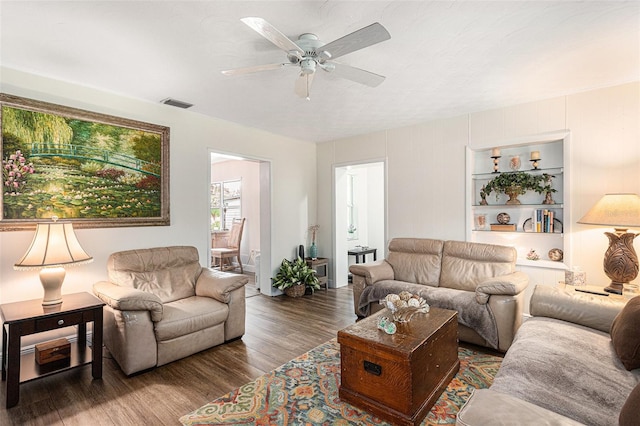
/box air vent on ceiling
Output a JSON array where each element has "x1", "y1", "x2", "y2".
[{"x1": 160, "y1": 98, "x2": 193, "y2": 109}]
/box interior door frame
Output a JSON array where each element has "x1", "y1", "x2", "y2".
[
  {"x1": 208, "y1": 149, "x2": 272, "y2": 294},
  {"x1": 332, "y1": 159, "x2": 387, "y2": 288}
]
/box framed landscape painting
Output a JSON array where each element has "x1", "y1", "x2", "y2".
[{"x1": 0, "y1": 93, "x2": 170, "y2": 230}]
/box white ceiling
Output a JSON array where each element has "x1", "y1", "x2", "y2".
[{"x1": 1, "y1": 1, "x2": 639, "y2": 143}]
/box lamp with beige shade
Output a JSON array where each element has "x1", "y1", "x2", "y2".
[
  {"x1": 14, "y1": 217, "x2": 93, "y2": 305},
  {"x1": 578, "y1": 193, "x2": 640, "y2": 294}
]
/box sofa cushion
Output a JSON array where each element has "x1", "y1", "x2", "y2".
[
  {"x1": 108, "y1": 246, "x2": 201, "y2": 303},
  {"x1": 611, "y1": 295, "x2": 640, "y2": 370},
  {"x1": 619, "y1": 382, "x2": 640, "y2": 426},
  {"x1": 440, "y1": 241, "x2": 516, "y2": 292},
  {"x1": 491, "y1": 317, "x2": 640, "y2": 425},
  {"x1": 386, "y1": 238, "x2": 443, "y2": 285},
  {"x1": 154, "y1": 296, "x2": 229, "y2": 341},
  {"x1": 456, "y1": 389, "x2": 583, "y2": 426},
  {"x1": 359, "y1": 280, "x2": 499, "y2": 348}
]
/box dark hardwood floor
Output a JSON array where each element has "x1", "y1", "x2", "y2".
[{"x1": 0, "y1": 286, "x2": 358, "y2": 425}]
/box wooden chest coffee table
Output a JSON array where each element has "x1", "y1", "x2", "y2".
[{"x1": 338, "y1": 307, "x2": 459, "y2": 426}]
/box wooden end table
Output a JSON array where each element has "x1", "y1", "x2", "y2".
[
  {"x1": 306, "y1": 257, "x2": 329, "y2": 290},
  {"x1": 1, "y1": 292, "x2": 105, "y2": 408},
  {"x1": 338, "y1": 308, "x2": 459, "y2": 426}
]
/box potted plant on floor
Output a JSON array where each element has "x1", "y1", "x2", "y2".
[{"x1": 273, "y1": 257, "x2": 320, "y2": 297}]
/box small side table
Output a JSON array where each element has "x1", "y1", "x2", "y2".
[
  {"x1": 348, "y1": 247, "x2": 377, "y2": 264},
  {"x1": 1, "y1": 292, "x2": 104, "y2": 408},
  {"x1": 306, "y1": 257, "x2": 329, "y2": 291}
]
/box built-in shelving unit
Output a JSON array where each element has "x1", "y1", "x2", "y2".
[{"x1": 466, "y1": 131, "x2": 571, "y2": 269}]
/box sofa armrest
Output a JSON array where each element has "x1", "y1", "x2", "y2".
[
  {"x1": 456, "y1": 389, "x2": 583, "y2": 426},
  {"x1": 475, "y1": 271, "x2": 529, "y2": 304},
  {"x1": 93, "y1": 281, "x2": 163, "y2": 322},
  {"x1": 529, "y1": 285, "x2": 626, "y2": 333},
  {"x1": 195, "y1": 268, "x2": 248, "y2": 303},
  {"x1": 349, "y1": 260, "x2": 394, "y2": 285}
]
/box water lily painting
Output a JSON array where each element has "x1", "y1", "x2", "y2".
[{"x1": 0, "y1": 94, "x2": 169, "y2": 230}]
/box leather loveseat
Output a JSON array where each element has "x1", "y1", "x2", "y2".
[
  {"x1": 457, "y1": 286, "x2": 640, "y2": 426},
  {"x1": 350, "y1": 238, "x2": 529, "y2": 352},
  {"x1": 93, "y1": 246, "x2": 248, "y2": 375}
]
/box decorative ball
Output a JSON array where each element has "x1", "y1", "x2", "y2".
[
  {"x1": 497, "y1": 212, "x2": 511, "y2": 224},
  {"x1": 548, "y1": 248, "x2": 564, "y2": 262}
]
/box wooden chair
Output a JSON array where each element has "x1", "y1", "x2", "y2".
[{"x1": 211, "y1": 218, "x2": 245, "y2": 274}]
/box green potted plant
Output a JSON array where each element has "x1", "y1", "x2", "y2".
[
  {"x1": 480, "y1": 172, "x2": 556, "y2": 205},
  {"x1": 272, "y1": 257, "x2": 320, "y2": 297}
]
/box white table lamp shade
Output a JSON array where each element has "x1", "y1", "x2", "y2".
[{"x1": 15, "y1": 221, "x2": 93, "y2": 305}]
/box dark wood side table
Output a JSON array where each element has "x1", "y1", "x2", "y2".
[
  {"x1": 1, "y1": 292, "x2": 104, "y2": 408},
  {"x1": 348, "y1": 247, "x2": 377, "y2": 264},
  {"x1": 306, "y1": 257, "x2": 329, "y2": 291}
]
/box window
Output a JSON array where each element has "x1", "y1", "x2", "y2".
[{"x1": 211, "y1": 179, "x2": 241, "y2": 231}]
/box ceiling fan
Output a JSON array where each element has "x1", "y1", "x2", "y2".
[{"x1": 222, "y1": 17, "x2": 391, "y2": 99}]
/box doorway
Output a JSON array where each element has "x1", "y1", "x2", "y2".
[
  {"x1": 209, "y1": 151, "x2": 271, "y2": 294},
  {"x1": 334, "y1": 161, "x2": 386, "y2": 287}
]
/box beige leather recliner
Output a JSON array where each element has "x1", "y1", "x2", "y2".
[{"x1": 93, "y1": 246, "x2": 248, "y2": 375}]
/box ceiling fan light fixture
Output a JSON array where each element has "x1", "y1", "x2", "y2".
[
  {"x1": 319, "y1": 62, "x2": 335, "y2": 72},
  {"x1": 318, "y1": 50, "x2": 332, "y2": 60},
  {"x1": 300, "y1": 59, "x2": 316, "y2": 75}
]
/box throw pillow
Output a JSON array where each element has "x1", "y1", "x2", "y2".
[
  {"x1": 610, "y1": 295, "x2": 640, "y2": 371},
  {"x1": 619, "y1": 382, "x2": 640, "y2": 426}
]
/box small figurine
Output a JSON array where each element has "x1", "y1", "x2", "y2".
[{"x1": 526, "y1": 249, "x2": 540, "y2": 261}]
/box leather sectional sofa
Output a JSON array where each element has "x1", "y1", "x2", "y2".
[
  {"x1": 457, "y1": 286, "x2": 640, "y2": 425},
  {"x1": 350, "y1": 238, "x2": 529, "y2": 352},
  {"x1": 93, "y1": 246, "x2": 248, "y2": 375}
]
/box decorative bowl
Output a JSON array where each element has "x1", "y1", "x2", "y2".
[{"x1": 379, "y1": 291, "x2": 430, "y2": 323}]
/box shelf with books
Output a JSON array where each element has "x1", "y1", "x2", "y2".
[{"x1": 466, "y1": 132, "x2": 570, "y2": 269}]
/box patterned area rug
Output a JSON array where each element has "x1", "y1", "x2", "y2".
[{"x1": 180, "y1": 339, "x2": 502, "y2": 425}]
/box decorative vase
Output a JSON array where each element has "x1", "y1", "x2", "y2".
[
  {"x1": 284, "y1": 283, "x2": 305, "y2": 298},
  {"x1": 505, "y1": 186, "x2": 522, "y2": 205},
  {"x1": 509, "y1": 155, "x2": 521, "y2": 171},
  {"x1": 309, "y1": 242, "x2": 318, "y2": 259},
  {"x1": 496, "y1": 212, "x2": 511, "y2": 224},
  {"x1": 542, "y1": 191, "x2": 555, "y2": 205}
]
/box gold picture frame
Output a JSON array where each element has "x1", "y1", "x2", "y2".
[{"x1": 0, "y1": 93, "x2": 170, "y2": 230}]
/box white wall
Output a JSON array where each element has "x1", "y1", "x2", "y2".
[
  {"x1": 0, "y1": 67, "x2": 317, "y2": 304},
  {"x1": 318, "y1": 82, "x2": 640, "y2": 310}
]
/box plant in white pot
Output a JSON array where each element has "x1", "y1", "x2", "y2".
[{"x1": 272, "y1": 257, "x2": 320, "y2": 297}]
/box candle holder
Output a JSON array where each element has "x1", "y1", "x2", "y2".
[
  {"x1": 491, "y1": 156, "x2": 501, "y2": 173},
  {"x1": 530, "y1": 158, "x2": 541, "y2": 170}
]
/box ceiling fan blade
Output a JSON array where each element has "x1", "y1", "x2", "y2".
[
  {"x1": 241, "y1": 17, "x2": 305, "y2": 59},
  {"x1": 221, "y1": 63, "x2": 289, "y2": 76},
  {"x1": 327, "y1": 62, "x2": 386, "y2": 87},
  {"x1": 294, "y1": 72, "x2": 315, "y2": 99},
  {"x1": 317, "y1": 22, "x2": 390, "y2": 60}
]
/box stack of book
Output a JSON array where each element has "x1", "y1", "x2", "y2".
[
  {"x1": 490, "y1": 223, "x2": 516, "y2": 231},
  {"x1": 532, "y1": 209, "x2": 555, "y2": 232}
]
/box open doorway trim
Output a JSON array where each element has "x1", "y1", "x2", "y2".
[
  {"x1": 208, "y1": 149, "x2": 272, "y2": 295},
  {"x1": 332, "y1": 158, "x2": 387, "y2": 289}
]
